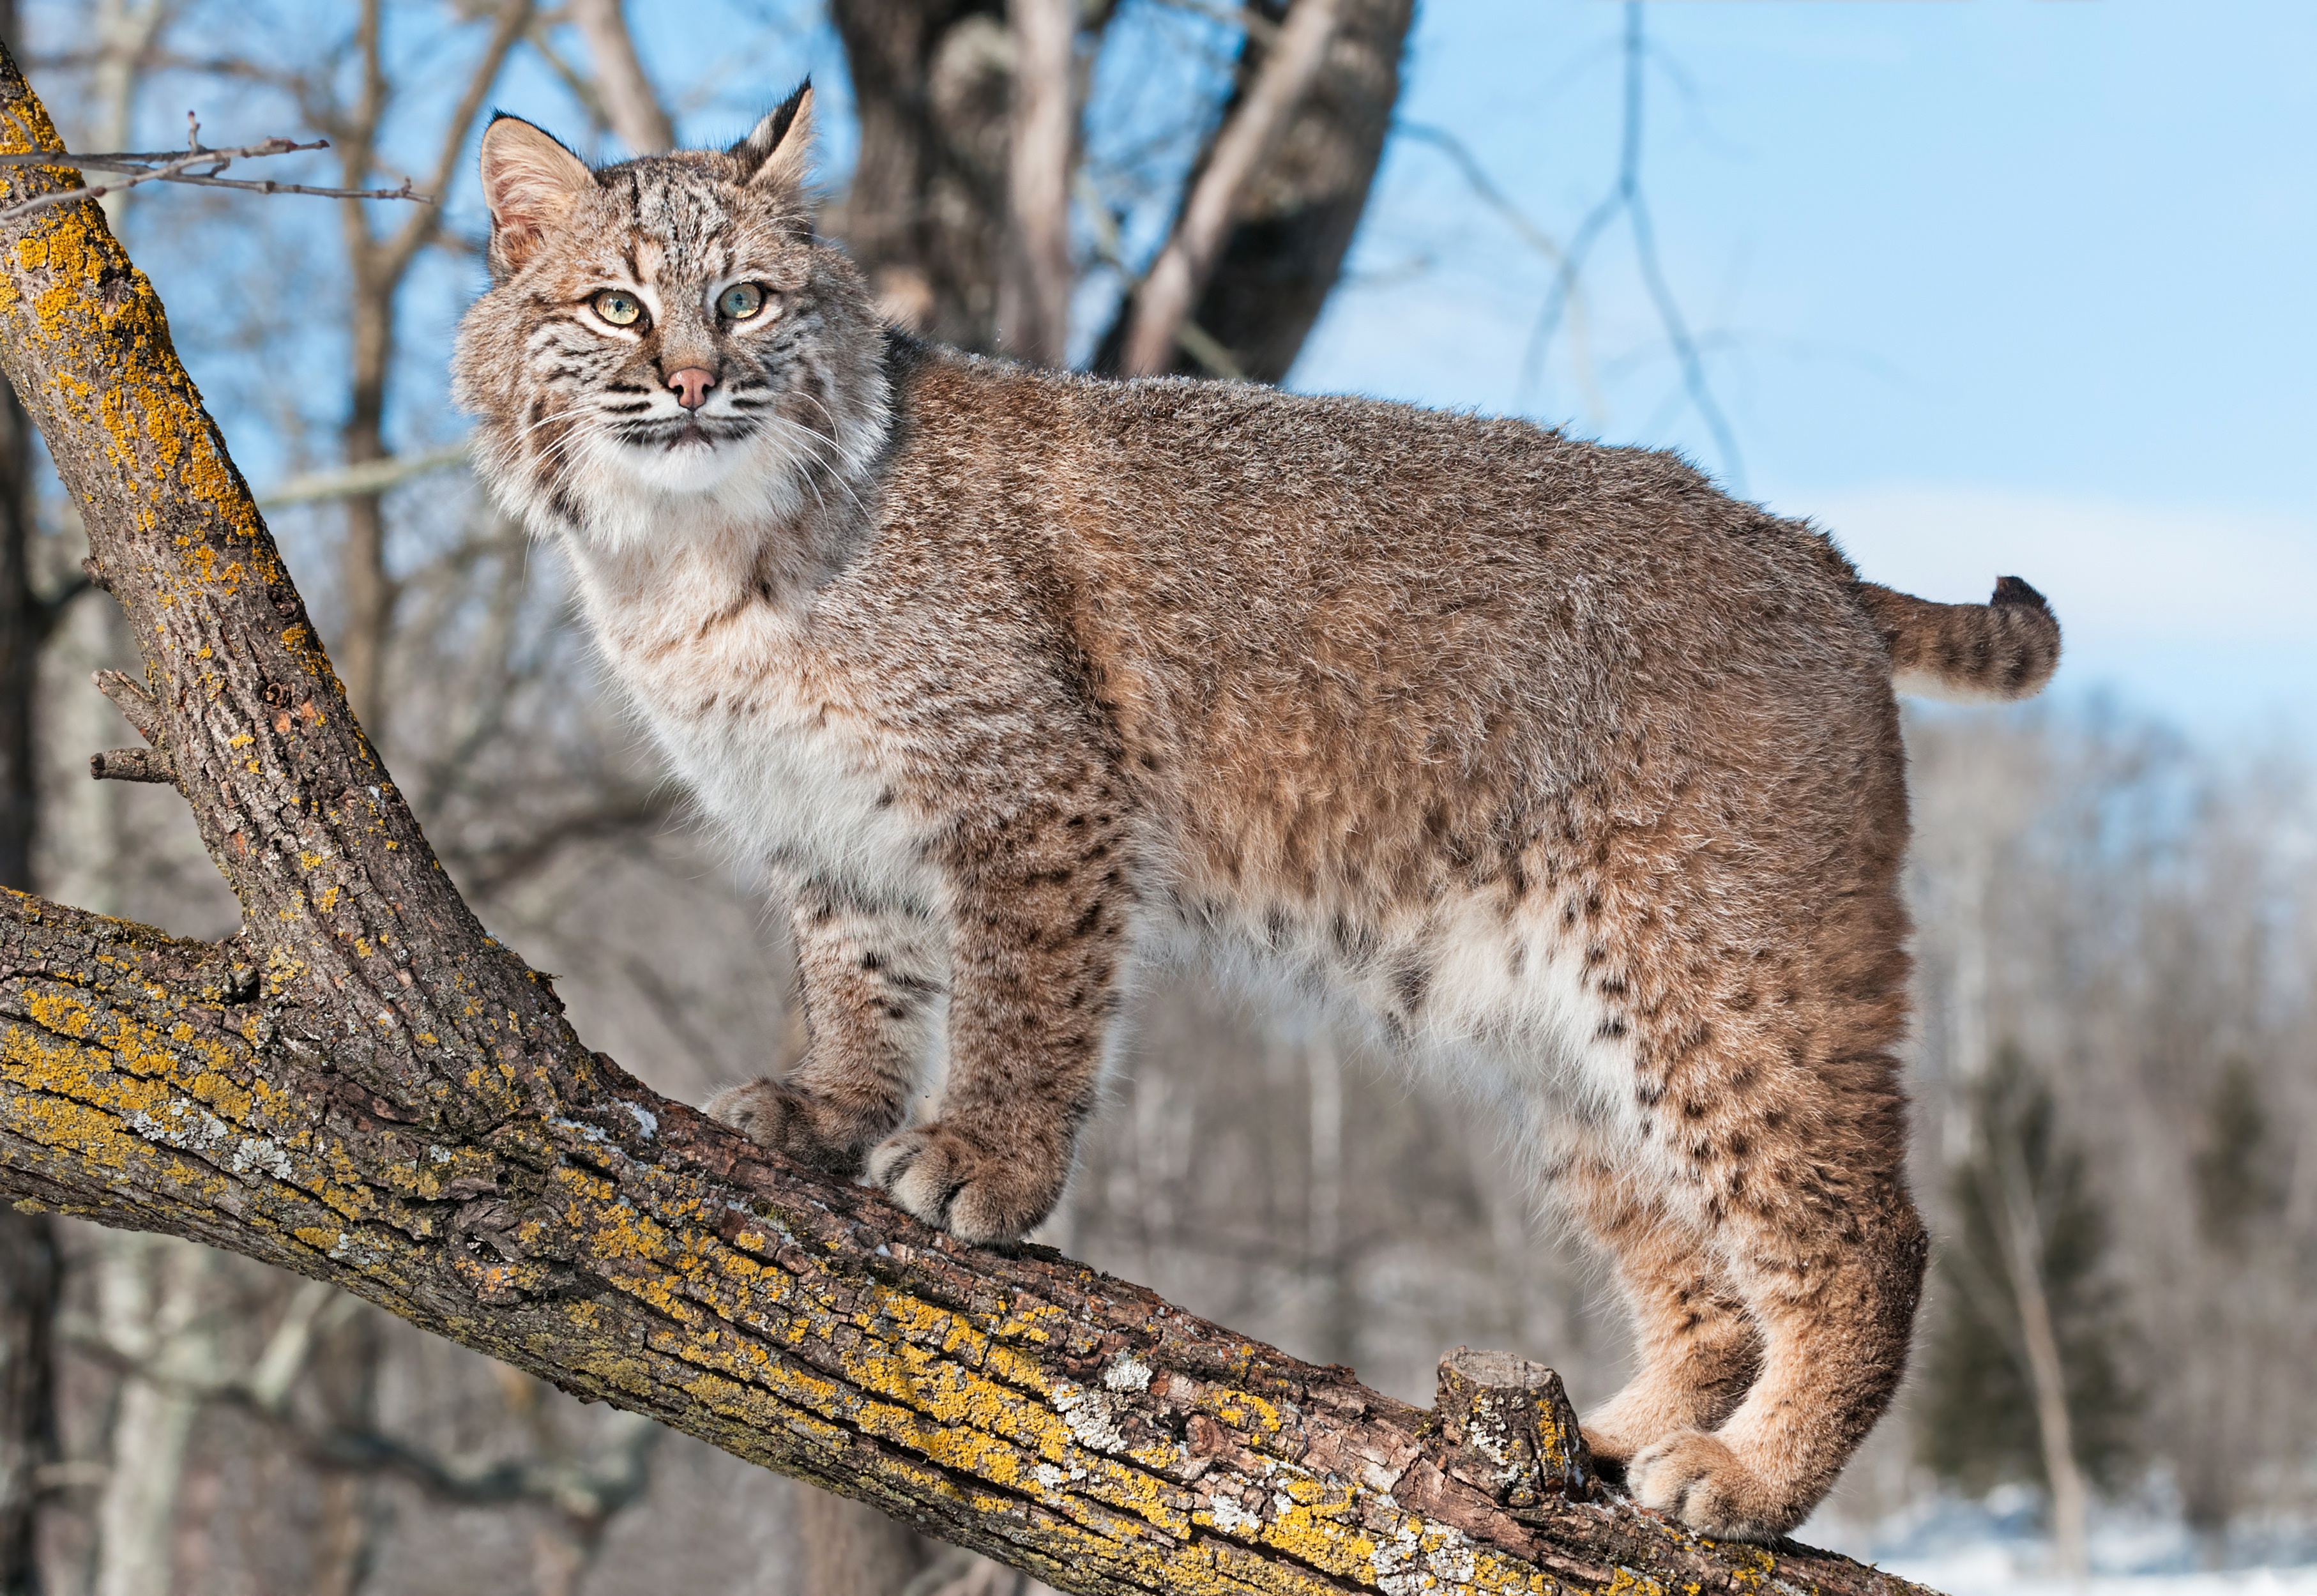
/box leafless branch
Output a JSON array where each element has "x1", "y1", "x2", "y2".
[
  {"x1": 257, "y1": 441, "x2": 471, "y2": 508},
  {"x1": 1520, "y1": 3, "x2": 1742, "y2": 489},
  {"x1": 0, "y1": 137, "x2": 425, "y2": 223},
  {"x1": 91, "y1": 668, "x2": 164, "y2": 746},
  {"x1": 566, "y1": 0, "x2": 675, "y2": 155},
  {"x1": 379, "y1": 0, "x2": 535, "y2": 279},
  {"x1": 1395, "y1": 120, "x2": 1605, "y2": 423},
  {"x1": 88, "y1": 747, "x2": 174, "y2": 784},
  {"x1": 1148, "y1": 0, "x2": 1282, "y2": 47}
]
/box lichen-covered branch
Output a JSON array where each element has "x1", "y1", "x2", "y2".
[{"x1": 0, "y1": 46, "x2": 1933, "y2": 1596}]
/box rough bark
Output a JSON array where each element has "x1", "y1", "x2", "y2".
[
  {"x1": 1093, "y1": 0, "x2": 1413, "y2": 384},
  {"x1": 0, "y1": 50, "x2": 1938, "y2": 1596}
]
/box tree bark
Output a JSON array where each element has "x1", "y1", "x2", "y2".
[{"x1": 0, "y1": 50, "x2": 1938, "y2": 1596}]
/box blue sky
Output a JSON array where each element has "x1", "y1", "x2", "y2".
[{"x1": 1291, "y1": 1, "x2": 2317, "y2": 738}]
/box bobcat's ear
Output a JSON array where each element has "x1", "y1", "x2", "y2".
[
  {"x1": 731, "y1": 81, "x2": 814, "y2": 194},
  {"x1": 479, "y1": 114, "x2": 594, "y2": 278}
]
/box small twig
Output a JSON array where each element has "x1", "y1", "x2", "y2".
[
  {"x1": 1148, "y1": 0, "x2": 1282, "y2": 47},
  {"x1": 93, "y1": 669, "x2": 166, "y2": 746},
  {"x1": 1518, "y1": 3, "x2": 1742, "y2": 491},
  {"x1": 90, "y1": 747, "x2": 175, "y2": 784},
  {"x1": 1396, "y1": 120, "x2": 1604, "y2": 424},
  {"x1": 0, "y1": 135, "x2": 430, "y2": 224},
  {"x1": 91, "y1": 669, "x2": 178, "y2": 784}
]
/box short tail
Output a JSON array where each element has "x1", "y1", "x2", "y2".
[{"x1": 1857, "y1": 575, "x2": 2060, "y2": 703}]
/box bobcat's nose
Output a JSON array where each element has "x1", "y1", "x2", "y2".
[{"x1": 667, "y1": 367, "x2": 717, "y2": 411}]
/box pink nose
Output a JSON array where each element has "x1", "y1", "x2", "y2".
[{"x1": 667, "y1": 367, "x2": 716, "y2": 411}]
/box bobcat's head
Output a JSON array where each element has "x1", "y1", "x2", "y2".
[{"x1": 452, "y1": 84, "x2": 887, "y2": 550}]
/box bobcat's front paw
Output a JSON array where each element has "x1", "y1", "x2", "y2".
[
  {"x1": 704, "y1": 1078, "x2": 880, "y2": 1176},
  {"x1": 1625, "y1": 1429, "x2": 1798, "y2": 1542},
  {"x1": 865, "y1": 1123, "x2": 1067, "y2": 1245}
]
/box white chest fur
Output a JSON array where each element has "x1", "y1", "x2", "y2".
[{"x1": 566, "y1": 535, "x2": 936, "y2": 909}]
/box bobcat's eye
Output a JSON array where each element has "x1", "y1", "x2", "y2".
[
  {"x1": 591, "y1": 289, "x2": 644, "y2": 328},
  {"x1": 718, "y1": 282, "x2": 768, "y2": 321}
]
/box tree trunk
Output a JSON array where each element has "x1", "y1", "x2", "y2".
[
  {"x1": 826, "y1": 0, "x2": 1013, "y2": 349},
  {"x1": 89, "y1": 1237, "x2": 210, "y2": 1596},
  {"x1": 0, "y1": 51, "x2": 1940, "y2": 1596},
  {"x1": 798, "y1": 1486, "x2": 932, "y2": 1595},
  {"x1": 0, "y1": 19, "x2": 57, "y2": 1590},
  {"x1": 566, "y1": 0, "x2": 674, "y2": 156},
  {"x1": 0, "y1": 319, "x2": 48, "y2": 1596},
  {"x1": 1996, "y1": 1174, "x2": 2091, "y2": 1584}
]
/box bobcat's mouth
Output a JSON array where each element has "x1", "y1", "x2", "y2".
[{"x1": 610, "y1": 414, "x2": 756, "y2": 453}]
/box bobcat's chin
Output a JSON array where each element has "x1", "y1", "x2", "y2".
[{"x1": 605, "y1": 430, "x2": 754, "y2": 495}]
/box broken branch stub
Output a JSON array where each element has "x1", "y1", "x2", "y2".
[{"x1": 1428, "y1": 1349, "x2": 1588, "y2": 1512}]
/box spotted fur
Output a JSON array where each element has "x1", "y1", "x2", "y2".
[{"x1": 452, "y1": 88, "x2": 2059, "y2": 1541}]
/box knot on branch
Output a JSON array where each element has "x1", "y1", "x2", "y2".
[
  {"x1": 1425, "y1": 1346, "x2": 1589, "y2": 1511},
  {"x1": 90, "y1": 668, "x2": 176, "y2": 786}
]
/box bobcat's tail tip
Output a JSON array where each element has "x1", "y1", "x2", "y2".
[{"x1": 1859, "y1": 575, "x2": 2060, "y2": 704}]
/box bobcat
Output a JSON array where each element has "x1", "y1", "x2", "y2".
[{"x1": 452, "y1": 84, "x2": 2060, "y2": 1540}]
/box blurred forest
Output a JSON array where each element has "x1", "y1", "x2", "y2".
[{"x1": 0, "y1": 2, "x2": 2309, "y2": 1593}]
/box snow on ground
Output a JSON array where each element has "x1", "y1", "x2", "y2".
[{"x1": 1805, "y1": 1487, "x2": 2317, "y2": 1596}]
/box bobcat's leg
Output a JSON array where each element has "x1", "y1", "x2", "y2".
[
  {"x1": 1565, "y1": 1167, "x2": 1763, "y2": 1477},
  {"x1": 708, "y1": 878, "x2": 946, "y2": 1176},
  {"x1": 867, "y1": 791, "x2": 1134, "y2": 1245},
  {"x1": 1623, "y1": 1164, "x2": 1927, "y2": 1541},
  {"x1": 1606, "y1": 999, "x2": 1929, "y2": 1542}
]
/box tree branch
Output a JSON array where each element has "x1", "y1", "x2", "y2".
[
  {"x1": 999, "y1": 0, "x2": 1076, "y2": 367},
  {"x1": 0, "y1": 45, "x2": 1934, "y2": 1596},
  {"x1": 381, "y1": 0, "x2": 533, "y2": 280},
  {"x1": 1118, "y1": 0, "x2": 1342, "y2": 376},
  {"x1": 565, "y1": 0, "x2": 674, "y2": 155}
]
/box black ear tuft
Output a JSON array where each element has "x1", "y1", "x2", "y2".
[{"x1": 731, "y1": 79, "x2": 813, "y2": 181}]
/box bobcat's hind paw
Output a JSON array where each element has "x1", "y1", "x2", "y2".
[
  {"x1": 1625, "y1": 1430, "x2": 1801, "y2": 1543},
  {"x1": 866, "y1": 1123, "x2": 1066, "y2": 1245},
  {"x1": 704, "y1": 1078, "x2": 878, "y2": 1176}
]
